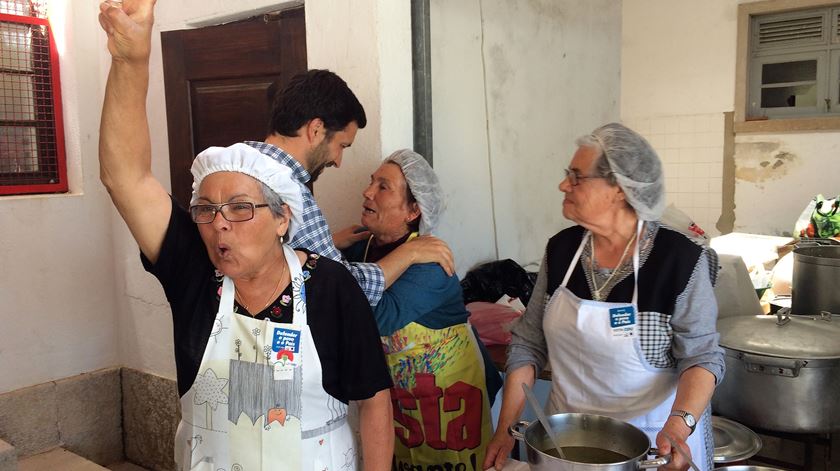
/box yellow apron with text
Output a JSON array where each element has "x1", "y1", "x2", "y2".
[{"x1": 383, "y1": 322, "x2": 491, "y2": 471}]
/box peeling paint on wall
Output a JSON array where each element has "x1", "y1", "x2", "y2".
[{"x1": 734, "y1": 142, "x2": 800, "y2": 187}]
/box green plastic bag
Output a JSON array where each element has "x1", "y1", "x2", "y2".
[{"x1": 811, "y1": 195, "x2": 840, "y2": 238}]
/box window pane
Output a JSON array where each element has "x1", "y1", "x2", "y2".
[
  {"x1": 762, "y1": 60, "x2": 817, "y2": 85},
  {"x1": 0, "y1": 0, "x2": 31, "y2": 16},
  {"x1": 0, "y1": 126, "x2": 38, "y2": 172},
  {"x1": 0, "y1": 22, "x2": 33, "y2": 71},
  {"x1": 0, "y1": 73, "x2": 35, "y2": 120},
  {"x1": 761, "y1": 84, "x2": 817, "y2": 108}
]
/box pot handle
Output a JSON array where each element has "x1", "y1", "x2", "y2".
[
  {"x1": 637, "y1": 448, "x2": 671, "y2": 469},
  {"x1": 739, "y1": 352, "x2": 805, "y2": 378},
  {"x1": 508, "y1": 420, "x2": 530, "y2": 442},
  {"x1": 796, "y1": 238, "x2": 840, "y2": 247}
]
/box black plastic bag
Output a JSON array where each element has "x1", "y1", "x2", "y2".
[{"x1": 460, "y1": 259, "x2": 535, "y2": 306}]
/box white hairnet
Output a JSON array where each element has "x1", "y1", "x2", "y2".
[
  {"x1": 384, "y1": 149, "x2": 444, "y2": 235},
  {"x1": 190, "y1": 143, "x2": 304, "y2": 240},
  {"x1": 588, "y1": 123, "x2": 665, "y2": 221}
]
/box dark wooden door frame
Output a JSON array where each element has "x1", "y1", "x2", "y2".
[{"x1": 161, "y1": 8, "x2": 306, "y2": 207}]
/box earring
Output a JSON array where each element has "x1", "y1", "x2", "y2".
[{"x1": 279, "y1": 235, "x2": 285, "y2": 244}]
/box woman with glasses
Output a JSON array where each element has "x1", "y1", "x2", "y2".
[
  {"x1": 110, "y1": 141, "x2": 393, "y2": 471},
  {"x1": 98, "y1": 4, "x2": 393, "y2": 467},
  {"x1": 483, "y1": 123, "x2": 724, "y2": 471}
]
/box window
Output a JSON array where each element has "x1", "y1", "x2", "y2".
[
  {"x1": 747, "y1": 6, "x2": 840, "y2": 119},
  {"x1": 0, "y1": 0, "x2": 67, "y2": 196}
]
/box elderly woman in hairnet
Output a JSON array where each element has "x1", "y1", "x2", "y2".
[
  {"x1": 336, "y1": 149, "x2": 503, "y2": 469},
  {"x1": 484, "y1": 123, "x2": 724, "y2": 471}
]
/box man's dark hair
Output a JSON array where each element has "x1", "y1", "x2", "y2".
[{"x1": 268, "y1": 69, "x2": 367, "y2": 137}]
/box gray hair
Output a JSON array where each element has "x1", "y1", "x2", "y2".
[
  {"x1": 260, "y1": 181, "x2": 292, "y2": 239},
  {"x1": 574, "y1": 134, "x2": 618, "y2": 186}
]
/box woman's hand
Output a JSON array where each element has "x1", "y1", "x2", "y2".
[
  {"x1": 333, "y1": 225, "x2": 370, "y2": 250},
  {"x1": 98, "y1": 0, "x2": 156, "y2": 64},
  {"x1": 402, "y1": 235, "x2": 455, "y2": 276},
  {"x1": 482, "y1": 366, "x2": 535, "y2": 470},
  {"x1": 483, "y1": 428, "x2": 516, "y2": 470},
  {"x1": 654, "y1": 419, "x2": 693, "y2": 471}
]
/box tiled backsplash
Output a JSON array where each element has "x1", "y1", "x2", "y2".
[{"x1": 623, "y1": 113, "x2": 725, "y2": 237}]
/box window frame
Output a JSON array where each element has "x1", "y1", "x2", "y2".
[
  {"x1": 735, "y1": 0, "x2": 840, "y2": 133},
  {"x1": 749, "y1": 50, "x2": 827, "y2": 117},
  {"x1": 0, "y1": 11, "x2": 68, "y2": 196}
]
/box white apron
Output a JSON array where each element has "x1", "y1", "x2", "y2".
[
  {"x1": 174, "y1": 245, "x2": 356, "y2": 471},
  {"x1": 543, "y1": 221, "x2": 712, "y2": 470}
]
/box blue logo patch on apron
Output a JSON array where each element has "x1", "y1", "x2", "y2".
[
  {"x1": 272, "y1": 327, "x2": 301, "y2": 353},
  {"x1": 609, "y1": 306, "x2": 636, "y2": 328}
]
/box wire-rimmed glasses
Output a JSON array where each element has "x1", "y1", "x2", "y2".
[
  {"x1": 564, "y1": 168, "x2": 607, "y2": 186},
  {"x1": 189, "y1": 202, "x2": 269, "y2": 224}
]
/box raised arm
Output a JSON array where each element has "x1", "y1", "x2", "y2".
[{"x1": 98, "y1": 0, "x2": 170, "y2": 263}]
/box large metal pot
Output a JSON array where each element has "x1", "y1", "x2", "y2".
[
  {"x1": 713, "y1": 312, "x2": 840, "y2": 433},
  {"x1": 508, "y1": 413, "x2": 669, "y2": 470},
  {"x1": 792, "y1": 244, "x2": 840, "y2": 315}
]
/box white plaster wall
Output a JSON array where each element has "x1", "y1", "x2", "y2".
[
  {"x1": 621, "y1": 0, "x2": 838, "y2": 237},
  {"x1": 733, "y1": 132, "x2": 840, "y2": 235},
  {"x1": 306, "y1": 0, "x2": 414, "y2": 231},
  {"x1": 0, "y1": 1, "x2": 119, "y2": 393},
  {"x1": 432, "y1": 0, "x2": 622, "y2": 271},
  {"x1": 430, "y1": 0, "x2": 497, "y2": 275},
  {"x1": 621, "y1": 1, "x2": 738, "y2": 118}
]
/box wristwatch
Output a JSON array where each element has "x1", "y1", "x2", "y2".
[{"x1": 669, "y1": 410, "x2": 697, "y2": 435}]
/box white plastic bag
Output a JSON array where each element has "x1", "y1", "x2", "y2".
[{"x1": 661, "y1": 204, "x2": 709, "y2": 246}]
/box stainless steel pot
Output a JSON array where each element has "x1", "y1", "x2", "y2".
[
  {"x1": 792, "y1": 244, "x2": 840, "y2": 315},
  {"x1": 716, "y1": 466, "x2": 787, "y2": 471},
  {"x1": 508, "y1": 413, "x2": 669, "y2": 470},
  {"x1": 713, "y1": 312, "x2": 840, "y2": 433}
]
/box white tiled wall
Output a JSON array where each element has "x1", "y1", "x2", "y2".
[{"x1": 623, "y1": 113, "x2": 725, "y2": 237}]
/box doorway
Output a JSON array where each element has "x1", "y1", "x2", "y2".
[{"x1": 161, "y1": 7, "x2": 306, "y2": 207}]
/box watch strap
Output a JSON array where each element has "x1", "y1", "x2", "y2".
[{"x1": 669, "y1": 410, "x2": 697, "y2": 435}]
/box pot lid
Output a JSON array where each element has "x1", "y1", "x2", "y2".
[
  {"x1": 712, "y1": 416, "x2": 762, "y2": 463},
  {"x1": 718, "y1": 313, "x2": 840, "y2": 359}
]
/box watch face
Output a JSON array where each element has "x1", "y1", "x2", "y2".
[{"x1": 685, "y1": 413, "x2": 696, "y2": 427}]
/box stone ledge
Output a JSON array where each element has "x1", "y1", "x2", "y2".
[
  {"x1": 0, "y1": 368, "x2": 123, "y2": 465},
  {"x1": 18, "y1": 448, "x2": 107, "y2": 471},
  {"x1": 0, "y1": 438, "x2": 16, "y2": 471}
]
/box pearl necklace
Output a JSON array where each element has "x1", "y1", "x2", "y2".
[{"x1": 589, "y1": 230, "x2": 637, "y2": 302}]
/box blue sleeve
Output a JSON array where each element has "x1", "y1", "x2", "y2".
[{"x1": 373, "y1": 263, "x2": 461, "y2": 336}]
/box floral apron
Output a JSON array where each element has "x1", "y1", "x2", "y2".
[
  {"x1": 174, "y1": 245, "x2": 356, "y2": 471},
  {"x1": 383, "y1": 321, "x2": 491, "y2": 471}
]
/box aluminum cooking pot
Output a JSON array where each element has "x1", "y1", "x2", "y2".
[
  {"x1": 716, "y1": 466, "x2": 787, "y2": 471},
  {"x1": 508, "y1": 413, "x2": 669, "y2": 470},
  {"x1": 713, "y1": 312, "x2": 840, "y2": 433},
  {"x1": 792, "y1": 243, "x2": 840, "y2": 315}
]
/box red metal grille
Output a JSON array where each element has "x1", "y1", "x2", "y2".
[{"x1": 0, "y1": 1, "x2": 67, "y2": 195}]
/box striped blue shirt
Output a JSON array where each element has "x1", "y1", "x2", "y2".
[{"x1": 245, "y1": 141, "x2": 385, "y2": 306}]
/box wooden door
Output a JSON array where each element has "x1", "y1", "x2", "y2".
[{"x1": 161, "y1": 8, "x2": 306, "y2": 207}]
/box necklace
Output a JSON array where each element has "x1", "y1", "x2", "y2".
[
  {"x1": 589, "y1": 230, "x2": 637, "y2": 302},
  {"x1": 235, "y1": 261, "x2": 288, "y2": 316}
]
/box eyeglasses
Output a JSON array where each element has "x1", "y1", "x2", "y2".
[
  {"x1": 189, "y1": 202, "x2": 270, "y2": 224},
  {"x1": 564, "y1": 168, "x2": 607, "y2": 187}
]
